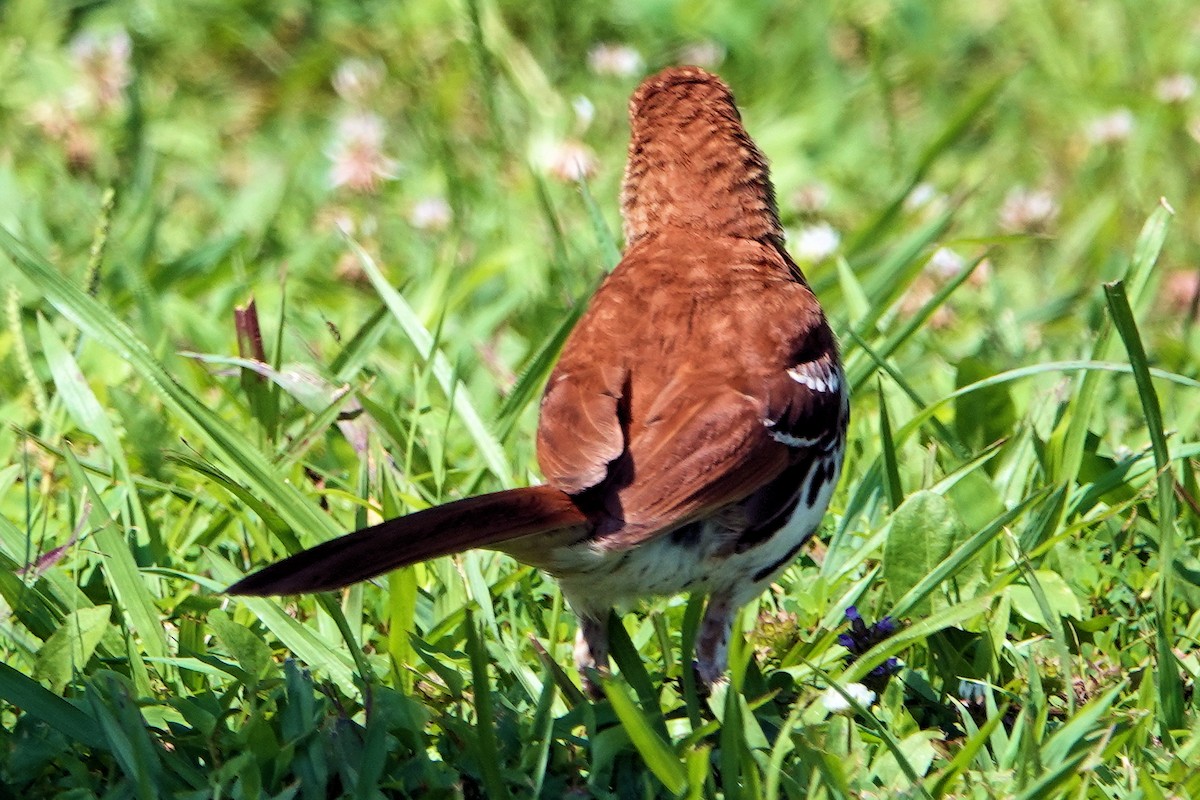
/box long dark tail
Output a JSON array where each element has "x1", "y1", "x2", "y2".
[{"x1": 227, "y1": 485, "x2": 588, "y2": 595}]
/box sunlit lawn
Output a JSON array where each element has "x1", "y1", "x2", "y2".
[{"x1": 1, "y1": 1, "x2": 1199, "y2": 797}]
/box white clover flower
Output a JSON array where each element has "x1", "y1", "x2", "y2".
[
  {"x1": 69, "y1": 29, "x2": 132, "y2": 110},
  {"x1": 903, "y1": 182, "x2": 939, "y2": 212},
  {"x1": 999, "y1": 187, "x2": 1059, "y2": 234},
  {"x1": 409, "y1": 196, "x2": 452, "y2": 231},
  {"x1": 328, "y1": 112, "x2": 398, "y2": 193},
  {"x1": 332, "y1": 58, "x2": 384, "y2": 104},
  {"x1": 1085, "y1": 108, "x2": 1134, "y2": 145},
  {"x1": 679, "y1": 40, "x2": 725, "y2": 69},
  {"x1": 928, "y1": 246, "x2": 965, "y2": 278},
  {"x1": 588, "y1": 43, "x2": 644, "y2": 77},
  {"x1": 1155, "y1": 74, "x2": 1196, "y2": 104},
  {"x1": 542, "y1": 140, "x2": 598, "y2": 182},
  {"x1": 822, "y1": 682, "x2": 876, "y2": 714},
  {"x1": 792, "y1": 222, "x2": 841, "y2": 262},
  {"x1": 572, "y1": 95, "x2": 596, "y2": 131}
]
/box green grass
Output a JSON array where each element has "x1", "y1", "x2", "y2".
[{"x1": 2, "y1": 1, "x2": 1199, "y2": 797}]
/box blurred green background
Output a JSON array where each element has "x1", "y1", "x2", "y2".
[{"x1": 1, "y1": 0, "x2": 1198, "y2": 797}]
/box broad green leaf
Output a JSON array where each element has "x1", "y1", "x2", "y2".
[
  {"x1": 206, "y1": 552, "x2": 356, "y2": 688},
  {"x1": 32, "y1": 605, "x2": 112, "y2": 693},
  {"x1": 954, "y1": 356, "x2": 1016, "y2": 452},
  {"x1": 1005, "y1": 570, "x2": 1082, "y2": 626},
  {"x1": 890, "y1": 489, "x2": 1047, "y2": 620},
  {"x1": 869, "y1": 730, "x2": 940, "y2": 785},
  {"x1": 207, "y1": 609, "x2": 274, "y2": 682},
  {"x1": 884, "y1": 491, "x2": 967, "y2": 616}
]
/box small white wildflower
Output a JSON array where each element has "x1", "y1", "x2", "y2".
[
  {"x1": 928, "y1": 246, "x2": 965, "y2": 278},
  {"x1": 791, "y1": 182, "x2": 830, "y2": 214},
  {"x1": 1156, "y1": 73, "x2": 1196, "y2": 104},
  {"x1": 69, "y1": 29, "x2": 132, "y2": 110},
  {"x1": 543, "y1": 140, "x2": 598, "y2": 182},
  {"x1": 572, "y1": 95, "x2": 596, "y2": 131},
  {"x1": 1112, "y1": 444, "x2": 1136, "y2": 461},
  {"x1": 332, "y1": 58, "x2": 384, "y2": 104},
  {"x1": 999, "y1": 186, "x2": 1059, "y2": 234},
  {"x1": 793, "y1": 222, "x2": 841, "y2": 262},
  {"x1": 409, "y1": 196, "x2": 452, "y2": 231},
  {"x1": 903, "y1": 182, "x2": 939, "y2": 212},
  {"x1": 679, "y1": 40, "x2": 725, "y2": 69},
  {"x1": 588, "y1": 43, "x2": 643, "y2": 77},
  {"x1": 1085, "y1": 108, "x2": 1134, "y2": 145},
  {"x1": 822, "y1": 683, "x2": 876, "y2": 714},
  {"x1": 328, "y1": 112, "x2": 398, "y2": 193}
]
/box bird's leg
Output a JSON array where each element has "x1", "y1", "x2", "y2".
[
  {"x1": 696, "y1": 591, "x2": 735, "y2": 688},
  {"x1": 574, "y1": 611, "x2": 611, "y2": 698}
]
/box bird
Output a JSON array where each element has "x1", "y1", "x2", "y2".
[{"x1": 229, "y1": 65, "x2": 849, "y2": 695}]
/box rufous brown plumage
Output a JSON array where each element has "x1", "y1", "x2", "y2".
[{"x1": 230, "y1": 65, "x2": 849, "y2": 694}]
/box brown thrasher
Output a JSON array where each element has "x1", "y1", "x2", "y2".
[{"x1": 230, "y1": 66, "x2": 849, "y2": 694}]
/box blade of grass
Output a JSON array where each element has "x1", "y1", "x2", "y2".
[
  {"x1": 1048, "y1": 204, "x2": 1171, "y2": 495},
  {"x1": 843, "y1": 210, "x2": 954, "y2": 345},
  {"x1": 1007, "y1": 534, "x2": 1076, "y2": 715},
  {"x1": 929, "y1": 703, "x2": 1008, "y2": 798},
  {"x1": 1104, "y1": 279, "x2": 1184, "y2": 732},
  {"x1": 847, "y1": 251, "x2": 988, "y2": 394},
  {"x1": 38, "y1": 314, "x2": 150, "y2": 555},
  {"x1": 86, "y1": 674, "x2": 163, "y2": 800},
  {"x1": 465, "y1": 610, "x2": 513, "y2": 800},
  {"x1": 330, "y1": 303, "x2": 390, "y2": 382},
  {"x1": 61, "y1": 447, "x2": 170, "y2": 668},
  {"x1": 0, "y1": 227, "x2": 341, "y2": 548},
  {"x1": 888, "y1": 360, "x2": 1200, "y2": 458},
  {"x1": 844, "y1": 75, "x2": 1006, "y2": 258},
  {"x1": 577, "y1": 176, "x2": 621, "y2": 269},
  {"x1": 344, "y1": 236, "x2": 513, "y2": 487},
  {"x1": 601, "y1": 676, "x2": 688, "y2": 796},
  {"x1": 206, "y1": 552, "x2": 357, "y2": 687},
  {"x1": 1041, "y1": 682, "x2": 1125, "y2": 765},
  {"x1": 607, "y1": 610, "x2": 666, "y2": 736},
  {"x1": 847, "y1": 328, "x2": 969, "y2": 459},
  {"x1": 386, "y1": 567, "x2": 418, "y2": 693},
  {"x1": 494, "y1": 276, "x2": 600, "y2": 442},
  {"x1": 527, "y1": 664, "x2": 558, "y2": 797},
  {"x1": 878, "y1": 377, "x2": 903, "y2": 510},
  {"x1": 814, "y1": 672, "x2": 935, "y2": 800},
  {"x1": 0, "y1": 660, "x2": 108, "y2": 749},
  {"x1": 719, "y1": 684, "x2": 743, "y2": 800}
]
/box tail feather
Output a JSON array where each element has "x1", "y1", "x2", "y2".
[{"x1": 227, "y1": 485, "x2": 588, "y2": 595}]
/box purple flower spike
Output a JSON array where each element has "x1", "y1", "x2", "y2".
[{"x1": 836, "y1": 607, "x2": 903, "y2": 693}]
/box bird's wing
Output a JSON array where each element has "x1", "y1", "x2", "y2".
[
  {"x1": 535, "y1": 235, "x2": 845, "y2": 548},
  {"x1": 591, "y1": 351, "x2": 847, "y2": 548},
  {"x1": 536, "y1": 362, "x2": 630, "y2": 495}
]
